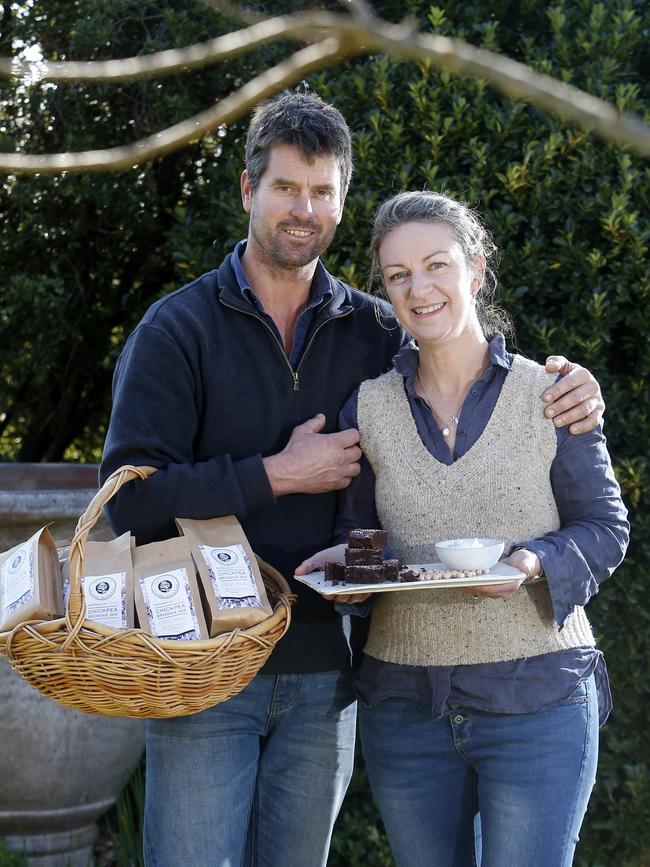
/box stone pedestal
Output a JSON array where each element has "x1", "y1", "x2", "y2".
[
  {"x1": 0, "y1": 463, "x2": 110, "y2": 549},
  {"x1": 0, "y1": 658, "x2": 144, "y2": 866},
  {"x1": 0, "y1": 464, "x2": 144, "y2": 866}
]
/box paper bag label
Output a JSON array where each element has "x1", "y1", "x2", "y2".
[
  {"x1": 82, "y1": 572, "x2": 127, "y2": 629},
  {"x1": 198, "y1": 544, "x2": 262, "y2": 607},
  {"x1": 1, "y1": 541, "x2": 35, "y2": 617},
  {"x1": 140, "y1": 567, "x2": 202, "y2": 640}
]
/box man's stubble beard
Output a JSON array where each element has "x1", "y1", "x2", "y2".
[{"x1": 250, "y1": 213, "x2": 337, "y2": 271}]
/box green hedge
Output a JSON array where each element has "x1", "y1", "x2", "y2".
[{"x1": 1, "y1": 1, "x2": 648, "y2": 864}]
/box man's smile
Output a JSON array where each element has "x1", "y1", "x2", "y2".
[{"x1": 284, "y1": 228, "x2": 314, "y2": 238}]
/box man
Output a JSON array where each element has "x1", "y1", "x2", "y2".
[{"x1": 100, "y1": 91, "x2": 604, "y2": 867}]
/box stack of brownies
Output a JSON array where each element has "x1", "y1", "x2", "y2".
[{"x1": 325, "y1": 529, "x2": 401, "y2": 585}]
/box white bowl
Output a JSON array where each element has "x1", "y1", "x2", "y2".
[{"x1": 434, "y1": 538, "x2": 505, "y2": 571}]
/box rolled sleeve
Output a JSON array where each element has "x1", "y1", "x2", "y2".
[{"x1": 518, "y1": 425, "x2": 629, "y2": 626}]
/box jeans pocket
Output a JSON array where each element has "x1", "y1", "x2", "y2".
[{"x1": 558, "y1": 679, "x2": 588, "y2": 705}]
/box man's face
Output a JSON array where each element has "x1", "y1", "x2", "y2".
[{"x1": 241, "y1": 144, "x2": 345, "y2": 271}]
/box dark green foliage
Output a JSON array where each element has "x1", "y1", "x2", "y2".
[
  {"x1": 0, "y1": 839, "x2": 27, "y2": 867},
  {"x1": 330, "y1": 756, "x2": 394, "y2": 867},
  {"x1": 97, "y1": 761, "x2": 145, "y2": 867},
  {"x1": 0, "y1": 1, "x2": 648, "y2": 864}
]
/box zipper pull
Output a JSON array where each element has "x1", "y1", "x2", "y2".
[{"x1": 292, "y1": 371, "x2": 300, "y2": 391}]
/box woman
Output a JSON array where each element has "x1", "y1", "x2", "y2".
[{"x1": 297, "y1": 192, "x2": 629, "y2": 867}]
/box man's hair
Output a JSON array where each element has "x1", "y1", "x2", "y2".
[{"x1": 245, "y1": 91, "x2": 353, "y2": 196}]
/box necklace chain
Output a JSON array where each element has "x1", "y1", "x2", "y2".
[{"x1": 416, "y1": 367, "x2": 461, "y2": 438}]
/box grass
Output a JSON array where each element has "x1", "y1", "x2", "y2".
[{"x1": 95, "y1": 763, "x2": 145, "y2": 867}]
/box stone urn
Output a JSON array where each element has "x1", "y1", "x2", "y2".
[{"x1": 0, "y1": 464, "x2": 144, "y2": 866}]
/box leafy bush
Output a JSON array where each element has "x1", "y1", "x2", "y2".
[
  {"x1": 1, "y1": 0, "x2": 648, "y2": 864},
  {"x1": 0, "y1": 839, "x2": 27, "y2": 867}
]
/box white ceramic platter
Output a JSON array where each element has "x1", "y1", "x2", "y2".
[{"x1": 294, "y1": 562, "x2": 526, "y2": 597}]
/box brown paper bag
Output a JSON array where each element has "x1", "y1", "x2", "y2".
[
  {"x1": 133, "y1": 536, "x2": 208, "y2": 641},
  {"x1": 0, "y1": 527, "x2": 62, "y2": 632},
  {"x1": 76, "y1": 531, "x2": 135, "y2": 629},
  {"x1": 177, "y1": 516, "x2": 272, "y2": 636}
]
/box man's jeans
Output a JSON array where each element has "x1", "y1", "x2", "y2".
[
  {"x1": 143, "y1": 671, "x2": 357, "y2": 867},
  {"x1": 359, "y1": 674, "x2": 599, "y2": 867}
]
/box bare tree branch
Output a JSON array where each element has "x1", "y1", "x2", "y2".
[
  {"x1": 0, "y1": 38, "x2": 344, "y2": 173},
  {"x1": 362, "y1": 21, "x2": 650, "y2": 157},
  {"x1": 0, "y1": 14, "x2": 324, "y2": 82},
  {"x1": 0, "y1": 9, "x2": 648, "y2": 174}
]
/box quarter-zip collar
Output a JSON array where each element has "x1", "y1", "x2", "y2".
[
  {"x1": 231, "y1": 239, "x2": 333, "y2": 312},
  {"x1": 217, "y1": 252, "x2": 354, "y2": 391},
  {"x1": 217, "y1": 252, "x2": 354, "y2": 327}
]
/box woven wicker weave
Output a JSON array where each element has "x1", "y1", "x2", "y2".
[{"x1": 0, "y1": 465, "x2": 294, "y2": 718}]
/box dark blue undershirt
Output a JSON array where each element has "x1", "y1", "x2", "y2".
[
  {"x1": 232, "y1": 239, "x2": 332, "y2": 366},
  {"x1": 336, "y1": 335, "x2": 629, "y2": 724}
]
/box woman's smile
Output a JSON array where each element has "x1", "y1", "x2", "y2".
[{"x1": 412, "y1": 302, "x2": 446, "y2": 317}]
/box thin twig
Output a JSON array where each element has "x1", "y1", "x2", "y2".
[
  {"x1": 0, "y1": 38, "x2": 343, "y2": 173},
  {"x1": 0, "y1": 14, "x2": 325, "y2": 82}
]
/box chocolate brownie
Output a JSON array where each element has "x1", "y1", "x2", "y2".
[
  {"x1": 343, "y1": 564, "x2": 387, "y2": 584},
  {"x1": 345, "y1": 548, "x2": 383, "y2": 566},
  {"x1": 397, "y1": 569, "x2": 420, "y2": 583},
  {"x1": 324, "y1": 562, "x2": 345, "y2": 584},
  {"x1": 347, "y1": 529, "x2": 388, "y2": 550},
  {"x1": 383, "y1": 559, "x2": 401, "y2": 581}
]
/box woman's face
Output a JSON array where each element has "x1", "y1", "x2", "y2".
[{"x1": 379, "y1": 221, "x2": 481, "y2": 346}]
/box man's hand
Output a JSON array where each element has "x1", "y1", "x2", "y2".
[
  {"x1": 263, "y1": 414, "x2": 362, "y2": 496},
  {"x1": 295, "y1": 544, "x2": 372, "y2": 603},
  {"x1": 542, "y1": 356, "x2": 604, "y2": 434}
]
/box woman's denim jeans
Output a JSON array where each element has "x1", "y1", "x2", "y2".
[
  {"x1": 359, "y1": 675, "x2": 599, "y2": 867},
  {"x1": 143, "y1": 671, "x2": 356, "y2": 867}
]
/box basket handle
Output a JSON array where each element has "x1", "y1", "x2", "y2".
[{"x1": 67, "y1": 465, "x2": 156, "y2": 624}]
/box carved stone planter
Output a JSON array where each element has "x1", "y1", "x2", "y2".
[{"x1": 0, "y1": 464, "x2": 144, "y2": 866}]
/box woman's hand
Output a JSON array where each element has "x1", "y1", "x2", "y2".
[
  {"x1": 503, "y1": 548, "x2": 542, "y2": 579},
  {"x1": 330, "y1": 591, "x2": 373, "y2": 604},
  {"x1": 462, "y1": 548, "x2": 540, "y2": 599},
  {"x1": 295, "y1": 544, "x2": 372, "y2": 603},
  {"x1": 295, "y1": 543, "x2": 347, "y2": 575}
]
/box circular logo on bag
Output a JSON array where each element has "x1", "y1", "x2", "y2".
[
  {"x1": 152, "y1": 575, "x2": 179, "y2": 598},
  {"x1": 8, "y1": 549, "x2": 27, "y2": 574},
  {"x1": 89, "y1": 578, "x2": 115, "y2": 600},
  {"x1": 210, "y1": 548, "x2": 238, "y2": 566}
]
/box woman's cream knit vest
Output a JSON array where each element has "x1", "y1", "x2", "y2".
[{"x1": 357, "y1": 354, "x2": 595, "y2": 666}]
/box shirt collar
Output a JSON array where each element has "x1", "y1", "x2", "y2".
[
  {"x1": 395, "y1": 333, "x2": 513, "y2": 398},
  {"x1": 231, "y1": 239, "x2": 333, "y2": 313}
]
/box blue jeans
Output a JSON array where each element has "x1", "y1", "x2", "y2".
[
  {"x1": 143, "y1": 671, "x2": 357, "y2": 867},
  {"x1": 359, "y1": 675, "x2": 598, "y2": 867}
]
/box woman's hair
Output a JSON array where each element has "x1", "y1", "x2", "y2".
[{"x1": 369, "y1": 191, "x2": 512, "y2": 337}]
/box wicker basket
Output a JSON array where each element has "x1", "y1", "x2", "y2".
[{"x1": 0, "y1": 465, "x2": 294, "y2": 718}]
